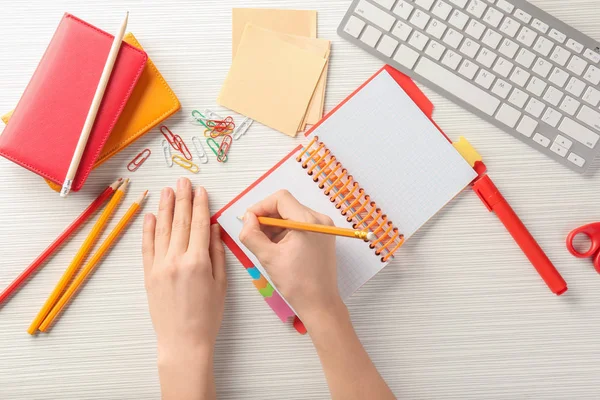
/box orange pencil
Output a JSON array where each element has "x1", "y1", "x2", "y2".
[
  {"x1": 40, "y1": 190, "x2": 148, "y2": 332},
  {"x1": 239, "y1": 216, "x2": 376, "y2": 241},
  {"x1": 27, "y1": 179, "x2": 129, "y2": 335}
]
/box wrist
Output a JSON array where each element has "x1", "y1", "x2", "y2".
[
  {"x1": 157, "y1": 342, "x2": 213, "y2": 370},
  {"x1": 301, "y1": 297, "x2": 350, "y2": 334}
]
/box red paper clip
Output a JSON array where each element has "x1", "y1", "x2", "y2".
[
  {"x1": 217, "y1": 135, "x2": 232, "y2": 163},
  {"x1": 207, "y1": 116, "x2": 235, "y2": 133},
  {"x1": 174, "y1": 135, "x2": 193, "y2": 160},
  {"x1": 160, "y1": 125, "x2": 180, "y2": 151},
  {"x1": 128, "y1": 149, "x2": 151, "y2": 172}
]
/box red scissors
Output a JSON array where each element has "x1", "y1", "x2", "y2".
[{"x1": 566, "y1": 222, "x2": 600, "y2": 274}]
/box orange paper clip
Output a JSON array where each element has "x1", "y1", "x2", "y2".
[
  {"x1": 128, "y1": 149, "x2": 151, "y2": 172},
  {"x1": 160, "y1": 126, "x2": 180, "y2": 151},
  {"x1": 174, "y1": 135, "x2": 192, "y2": 160}
]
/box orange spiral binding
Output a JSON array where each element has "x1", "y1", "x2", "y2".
[{"x1": 296, "y1": 137, "x2": 405, "y2": 262}]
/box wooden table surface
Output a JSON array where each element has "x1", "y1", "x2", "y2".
[{"x1": 1, "y1": 0, "x2": 599, "y2": 398}]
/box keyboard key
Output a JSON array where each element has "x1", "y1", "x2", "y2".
[
  {"x1": 560, "y1": 96, "x2": 581, "y2": 116},
  {"x1": 577, "y1": 105, "x2": 600, "y2": 131},
  {"x1": 492, "y1": 79, "x2": 512, "y2": 98},
  {"x1": 568, "y1": 152, "x2": 586, "y2": 167},
  {"x1": 531, "y1": 19, "x2": 549, "y2": 34},
  {"x1": 459, "y1": 59, "x2": 479, "y2": 79},
  {"x1": 541, "y1": 107, "x2": 562, "y2": 128},
  {"x1": 549, "y1": 67, "x2": 569, "y2": 87},
  {"x1": 533, "y1": 133, "x2": 551, "y2": 147},
  {"x1": 499, "y1": 17, "x2": 520, "y2": 37},
  {"x1": 483, "y1": 7, "x2": 503, "y2": 28},
  {"x1": 460, "y1": 38, "x2": 480, "y2": 59},
  {"x1": 482, "y1": 29, "x2": 503, "y2": 49},
  {"x1": 361, "y1": 25, "x2": 383, "y2": 47},
  {"x1": 514, "y1": 9, "x2": 532, "y2": 24},
  {"x1": 583, "y1": 87, "x2": 600, "y2": 107},
  {"x1": 373, "y1": 0, "x2": 396, "y2": 9},
  {"x1": 409, "y1": 31, "x2": 430, "y2": 51},
  {"x1": 426, "y1": 19, "x2": 448, "y2": 40},
  {"x1": 414, "y1": 57, "x2": 501, "y2": 115},
  {"x1": 442, "y1": 50, "x2": 463, "y2": 69},
  {"x1": 475, "y1": 69, "x2": 496, "y2": 89},
  {"x1": 559, "y1": 117, "x2": 599, "y2": 149},
  {"x1": 550, "y1": 46, "x2": 571, "y2": 66},
  {"x1": 508, "y1": 88, "x2": 529, "y2": 108},
  {"x1": 494, "y1": 57, "x2": 515, "y2": 79},
  {"x1": 549, "y1": 29, "x2": 567, "y2": 44},
  {"x1": 416, "y1": 0, "x2": 436, "y2": 10},
  {"x1": 449, "y1": 0, "x2": 468, "y2": 8},
  {"x1": 466, "y1": 0, "x2": 487, "y2": 18},
  {"x1": 583, "y1": 65, "x2": 600, "y2": 85},
  {"x1": 355, "y1": 0, "x2": 396, "y2": 31},
  {"x1": 583, "y1": 48, "x2": 600, "y2": 64},
  {"x1": 433, "y1": 1, "x2": 453, "y2": 20},
  {"x1": 527, "y1": 76, "x2": 547, "y2": 97},
  {"x1": 555, "y1": 135, "x2": 573, "y2": 150},
  {"x1": 477, "y1": 48, "x2": 497, "y2": 68},
  {"x1": 443, "y1": 28, "x2": 464, "y2": 49},
  {"x1": 465, "y1": 19, "x2": 486, "y2": 40},
  {"x1": 533, "y1": 36, "x2": 554, "y2": 57},
  {"x1": 566, "y1": 77, "x2": 586, "y2": 97},
  {"x1": 517, "y1": 27, "x2": 537, "y2": 48},
  {"x1": 392, "y1": 21, "x2": 413, "y2": 41},
  {"x1": 393, "y1": 1, "x2": 415, "y2": 20},
  {"x1": 496, "y1": 0, "x2": 514, "y2": 13},
  {"x1": 566, "y1": 39, "x2": 584, "y2": 54},
  {"x1": 532, "y1": 58, "x2": 553, "y2": 78},
  {"x1": 449, "y1": 10, "x2": 469, "y2": 30},
  {"x1": 495, "y1": 103, "x2": 521, "y2": 127},
  {"x1": 410, "y1": 10, "x2": 431, "y2": 29},
  {"x1": 394, "y1": 44, "x2": 421, "y2": 68},
  {"x1": 515, "y1": 48, "x2": 536, "y2": 68},
  {"x1": 550, "y1": 142, "x2": 568, "y2": 157},
  {"x1": 425, "y1": 40, "x2": 446, "y2": 60},
  {"x1": 510, "y1": 67, "x2": 530, "y2": 87},
  {"x1": 499, "y1": 38, "x2": 519, "y2": 58},
  {"x1": 344, "y1": 16, "x2": 366, "y2": 38},
  {"x1": 377, "y1": 35, "x2": 399, "y2": 57},
  {"x1": 567, "y1": 55, "x2": 588, "y2": 76},
  {"x1": 542, "y1": 86, "x2": 563, "y2": 107},
  {"x1": 525, "y1": 98, "x2": 546, "y2": 118},
  {"x1": 516, "y1": 115, "x2": 538, "y2": 137}
]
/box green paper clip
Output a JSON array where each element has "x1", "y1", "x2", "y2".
[
  {"x1": 191, "y1": 110, "x2": 210, "y2": 129},
  {"x1": 206, "y1": 137, "x2": 228, "y2": 163}
]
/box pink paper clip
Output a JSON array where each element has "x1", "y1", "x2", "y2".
[
  {"x1": 217, "y1": 135, "x2": 232, "y2": 163},
  {"x1": 174, "y1": 135, "x2": 193, "y2": 160},
  {"x1": 160, "y1": 125, "x2": 180, "y2": 151},
  {"x1": 128, "y1": 149, "x2": 151, "y2": 172}
]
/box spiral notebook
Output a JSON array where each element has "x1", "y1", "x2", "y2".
[{"x1": 216, "y1": 66, "x2": 477, "y2": 316}]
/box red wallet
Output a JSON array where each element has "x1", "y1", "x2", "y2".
[{"x1": 0, "y1": 13, "x2": 147, "y2": 191}]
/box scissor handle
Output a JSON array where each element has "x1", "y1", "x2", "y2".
[{"x1": 566, "y1": 223, "x2": 600, "y2": 259}]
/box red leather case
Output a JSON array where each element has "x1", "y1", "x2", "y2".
[{"x1": 0, "y1": 13, "x2": 147, "y2": 191}]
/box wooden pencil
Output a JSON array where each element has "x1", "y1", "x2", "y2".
[
  {"x1": 27, "y1": 179, "x2": 129, "y2": 335},
  {"x1": 39, "y1": 191, "x2": 148, "y2": 332},
  {"x1": 60, "y1": 12, "x2": 129, "y2": 197}
]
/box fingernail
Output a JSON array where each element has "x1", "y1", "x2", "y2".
[
  {"x1": 177, "y1": 178, "x2": 184, "y2": 190},
  {"x1": 196, "y1": 186, "x2": 203, "y2": 197},
  {"x1": 144, "y1": 213, "x2": 154, "y2": 223},
  {"x1": 160, "y1": 188, "x2": 169, "y2": 201}
]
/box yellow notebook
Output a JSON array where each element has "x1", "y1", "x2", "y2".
[{"x1": 2, "y1": 33, "x2": 180, "y2": 191}]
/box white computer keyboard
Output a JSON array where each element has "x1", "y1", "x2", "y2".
[{"x1": 338, "y1": 0, "x2": 600, "y2": 173}]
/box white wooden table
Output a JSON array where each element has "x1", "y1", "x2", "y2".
[{"x1": 1, "y1": 1, "x2": 599, "y2": 399}]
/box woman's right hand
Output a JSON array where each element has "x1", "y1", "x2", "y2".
[{"x1": 239, "y1": 190, "x2": 344, "y2": 325}]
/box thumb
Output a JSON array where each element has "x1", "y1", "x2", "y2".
[{"x1": 239, "y1": 212, "x2": 277, "y2": 262}]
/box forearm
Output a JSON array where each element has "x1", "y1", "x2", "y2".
[
  {"x1": 157, "y1": 345, "x2": 216, "y2": 400},
  {"x1": 304, "y1": 301, "x2": 396, "y2": 400}
]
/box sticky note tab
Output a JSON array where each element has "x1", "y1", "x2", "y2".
[
  {"x1": 1, "y1": 110, "x2": 12, "y2": 125},
  {"x1": 252, "y1": 275, "x2": 269, "y2": 290},
  {"x1": 259, "y1": 283, "x2": 275, "y2": 298},
  {"x1": 265, "y1": 292, "x2": 296, "y2": 322},
  {"x1": 453, "y1": 136, "x2": 482, "y2": 167},
  {"x1": 246, "y1": 267, "x2": 261, "y2": 280}
]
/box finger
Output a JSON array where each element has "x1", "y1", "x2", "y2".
[
  {"x1": 142, "y1": 213, "x2": 156, "y2": 277},
  {"x1": 247, "y1": 190, "x2": 318, "y2": 223},
  {"x1": 155, "y1": 187, "x2": 175, "y2": 258},
  {"x1": 209, "y1": 224, "x2": 227, "y2": 286},
  {"x1": 239, "y1": 211, "x2": 277, "y2": 262},
  {"x1": 189, "y1": 186, "x2": 211, "y2": 252},
  {"x1": 170, "y1": 178, "x2": 193, "y2": 253}
]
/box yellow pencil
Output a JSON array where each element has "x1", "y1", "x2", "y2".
[
  {"x1": 27, "y1": 179, "x2": 129, "y2": 335},
  {"x1": 39, "y1": 190, "x2": 147, "y2": 332},
  {"x1": 238, "y1": 216, "x2": 376, "y2": 241}
]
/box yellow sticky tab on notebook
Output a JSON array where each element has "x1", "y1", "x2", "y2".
[
  {"x1": 218, "y1": 24, "x2": 327, "y2": 137},
  {"x1": 453, "y1": 136, "x2": 482, "y2": 167},
  {"x1": 1, "y1": 110, "x2": 13, "y2": 125}
]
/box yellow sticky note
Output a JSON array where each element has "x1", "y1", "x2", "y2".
[{"x1": 218, "y1": 24, "x2": 327, "y2": 137}]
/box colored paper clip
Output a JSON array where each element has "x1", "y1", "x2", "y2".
[
  {"x1": 206, "y1": 137, "x2": 227, "y2": 163},
  {"x1": 192, "y1": 136, "x2": 209, "y2": 164},
  {"x1": 204, "y1": 108, "x2": 224, "y2": 121},
  {"x1": 233, "y1": 117, "x2": 253, "y2": 140},
  {"x1": 160, "y1": 125, "x2": 180, "y2": 151},
  {"x1": 161, "y1": 140, "x2": 173, "y2": 167},
  {"x1": 174, "y1": 135, "x2": 192, "y2": 160},
  {"x1": 217, "y1": 135, "x2": 232, "y2": 163},
  {"x1": 191, "y1": 110, "x2": 210, "y2": 129},
  {"x1": 172, "y1": 154, "x2": 199, "y2": 174},
  {"x1": 127, "y1": 149, "x2": 151, "y2": 172}
]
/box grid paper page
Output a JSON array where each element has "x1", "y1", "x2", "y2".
[
  {"x1": 218, "y1": 152, "x2": 384, "y2": 305},
  {"x1": 315, "y1": 70, "x2": 477, "y2": 238}
]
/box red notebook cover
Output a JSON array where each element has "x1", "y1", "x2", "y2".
[{"x1": 0, "y1": 13, "x2": 147, "y2": 191}]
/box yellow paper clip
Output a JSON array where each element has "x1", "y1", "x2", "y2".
[{"x1": 172, "y1": 154, "x2": 200, "y2": 174}]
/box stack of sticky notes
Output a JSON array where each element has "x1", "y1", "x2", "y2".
[{"x1": 217, "y1": 9, "x2": 330, "y2": 137}]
